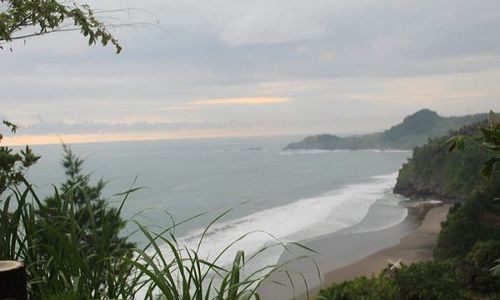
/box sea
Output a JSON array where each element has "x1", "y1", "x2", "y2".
[{"x1": 25, "y1": 135, "x2": 411, "y2": 274}]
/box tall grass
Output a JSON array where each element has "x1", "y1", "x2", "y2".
[
  {"x1": 128, "y1": 209, "x2": 319, "y2": 300},
  {"x1": 1, "y1": 179, "x2": 137, "y2": 299},
  {"x1": 0, "y1": 177, "x2": 318, "y2": 299}
]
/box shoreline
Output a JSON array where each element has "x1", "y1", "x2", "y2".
[
  {"x1": 257, "y1": 202, "x2": 450, "y2": 299},
  {"x1": 312, "y1": 203, "x2": 451, "y2": 297}
]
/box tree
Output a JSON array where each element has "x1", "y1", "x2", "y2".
[
  {"x1": 0, "y1": 0, "x2": 121, "y2": 53},
  {"x1": 457, "y1": 240, "x2": 500, "y2": 293},
  {"x1": 448, "y1": 111, "x2": 500, "y2": 276},
  {"x1": 39, "y1": 144, "x2": 133, "y2": 255},
  {"x1": 35, "y1": 144, "x2": 135, "y2": 297},
  {"x1": 393, "y1": 262, "x2": 459, "y2": 300},
  {"x1": 449, "y1": 111, "x2": 500, "y2": 178},
  {"x1": 0, "y1": 120, "x2": 39, "y2": 194}
]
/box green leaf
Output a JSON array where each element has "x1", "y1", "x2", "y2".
[
  {"x1": 447, "y1": 136, "x2": 465, "y2": 152},
  {"x1": 489, "y1": 110, "x2": 499, "y2": 129},
  {"x1": 481, "y1": 157, "x2": 500, "y2": 178},
  {"x1": 480, "y1": 128, "x2": 500, "y2": 144}
]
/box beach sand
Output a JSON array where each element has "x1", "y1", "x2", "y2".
[
  {"x1": 321, "y1": 204, "x2": 451, "y2": 285},
  {"x1": 257, "y1": 204, "x2": 451, "y2": 299}
]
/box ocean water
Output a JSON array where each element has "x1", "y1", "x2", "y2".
[{"x1": 25, "y1": 136, "x2": 411, "y2": 269}]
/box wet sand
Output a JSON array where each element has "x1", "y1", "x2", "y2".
[
  {"x1": 321, "y1": 204, "x2": 451, "y2": 287},
  {"x1": 257, "y1": 204, "x2": 451, "y2": 299}
]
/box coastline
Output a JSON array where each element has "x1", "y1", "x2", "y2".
[
  {"x1": 313, "y1": 203, "x2": 451, "y2": 297},
  {"x1": 257, "y1": 202, "x2": 450, "y2": 300}
]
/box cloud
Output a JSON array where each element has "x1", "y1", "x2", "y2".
[
  {"x1": 138, "y1": 0, "x2": 332, "y2": 46},
  {"x1": 208, "y1": 1, "x2": 330, "y2": 46},
  {"x1": 3, "y1": 0, "x2": 500, "y2": 142},
  {"x1": 186, "y1": 97, "x2": 289, "y2": 106},
  {"x1": 17, "y1": 120, "x2": 245, "y2": 135}
]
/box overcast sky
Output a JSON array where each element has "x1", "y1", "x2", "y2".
[{"x1": 2, "y1": 0, "x2": 500, "y2": 145}]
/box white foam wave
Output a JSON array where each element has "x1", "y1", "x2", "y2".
[
  {"x1": 381, "y1": 149, "x2": 412, "y2": 153},
  {"x1": 165, "y1": 172, "x2": 400, "y2": 270},
  {"x1": 356, "y1": 209, "x2": 408, "y2": 233},
  {"x1": 280, "y1": 149, "x2": 411, "y2": 155},
  {"x1": 403, "y1": 199, "x2": 443, "y2": 208},
  {"x1": 279, "y1": 149, "x2": 332, "y2": 155}
]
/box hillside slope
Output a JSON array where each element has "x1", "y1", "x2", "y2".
[
  {"x1": 393, "y1": 123, "x2": 492, "y2": 201},
  {"x1": 285, "y1": 109, "x2": 486, "y2": 150}
]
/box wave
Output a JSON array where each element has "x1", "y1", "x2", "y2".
[
  {"x1": 402, "y1": 199, "x2": 444, "y2": 208},
  {"x1": 280, "y1": 149, "x2": 411, "y2": 155},
  {"x1": 279, "y1": 149, "x2": 332, "y2": 155},
  {"x1": 345, "y1": 191, "x2": 409, "y2": 234},
  {"x1": 162, "y1": 172, "x2": 403, "y2": 271}
]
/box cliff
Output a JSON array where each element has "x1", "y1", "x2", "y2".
[{"x1": 393, "y1": 122, "x2": 492, "y2": 201}]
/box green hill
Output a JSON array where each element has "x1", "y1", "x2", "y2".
[
  {"x1": 285, "y1": 109, "x2": 486, "y2": 150},
  {"x1": 393, "y1": 122, "x2": 492, "y2": 200}
]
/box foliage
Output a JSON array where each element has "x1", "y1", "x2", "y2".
[
  {"x1": 128, "y1": 213, "x2": 317, "y2": 300},
  {"x1": 0, "y1": 139, "x2": 136, "y2": 298},
  {"x1": 394, "y1": 122, "x2": 492, "y2": 200},
  {"x1": 456, "y1": 240, "x2": 500, "y2": 294},
  {"x1": 0, "y1": 120, "x2": 40, "y2": 194},
  {"x1": 37, "y1": 144, "x2": 134, "y2": 259},
  {"x1": 434, "y1": 174, "x2": 500, "y2": 260},
  {"x1": 448, "y1": 111, "x2": 500, "y2": 178},
  {"x1": 0, "y1": 0, "x2": 121, "y2": 52},
  {"x1": 392, "y1": 261, "x2": 460, "y2": 300},
  {"x1": 316, "y1": 274, "x2": 395, "y2": 300},
  {"x1": 316, "y1": 262, "x2": 459, "y2": 300},
  {"x1": 447, "y1": 111, "x2": 500, "y2": 276},
  {"x1": 28, "y1": 144, "x2": 134, "y2": 298}
]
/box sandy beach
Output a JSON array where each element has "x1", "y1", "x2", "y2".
[
  {"x1": 320, "y1": 204, "x2": 451, "y2": 286},
  {"x1": 258, "y1": 203, "x2": 451, "y2": 299}
]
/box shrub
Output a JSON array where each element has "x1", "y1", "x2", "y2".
[
  {"x1": 316, "y1": 274, "x2": 395, "y2": 300},
  {"x1": 435, "y1": 174, "x2": 500, "y2": 260},
  {"x1": 456, "y1": 240, "x2": 500, "y2": 294},
  {"x1": 393, "y1": 261, "x2": 459, "y2": 300}
]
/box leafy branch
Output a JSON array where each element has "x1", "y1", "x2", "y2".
[
  {"x1": 0, "y1": 0, "x2": 121, "y2": 53},
  {"x1": 448, "y1": 111, "x2": 500, "y2": 178},
  {"x1": 0, "y1": 120, "x2": 40, "y2": 194}
]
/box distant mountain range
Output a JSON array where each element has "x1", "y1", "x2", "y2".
[{"x1": 284, "y1": 109, "x2": 487, "y2": 150}]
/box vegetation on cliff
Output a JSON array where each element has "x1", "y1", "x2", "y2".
[
  {"x1": 435, "y1": 174, "x2": 500, "y2": 260},
  {"x1": 394, "y1": 123, "x2": 493, "y2": 200},
  {"x1": 285, "y1": 109, "x2": 486, "y2": 151}
]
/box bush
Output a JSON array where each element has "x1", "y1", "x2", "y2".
[
  {"x1": 435, "y1": 174, "x2": 500, "y2": 260},
  {"x1": 456, "y1": 240, "x2": 500, "y2": 294},
  {"x1": 392, "y1": 261, "x2": 459, "y2": 300},
  {"x1": 316, "y1": 274, "x2": 395, "y2": 300}
]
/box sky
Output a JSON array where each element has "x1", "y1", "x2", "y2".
[{"x1": 2, "y1": 0, "x2": 500, "y2": 145}]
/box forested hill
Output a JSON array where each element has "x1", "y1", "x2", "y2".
[
  {"x1": 393, "y1": 122, "x2": 493, "y2": 201},
  {"x1": 284, "y1": 109, "x2": 486, "y2": 150}
]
